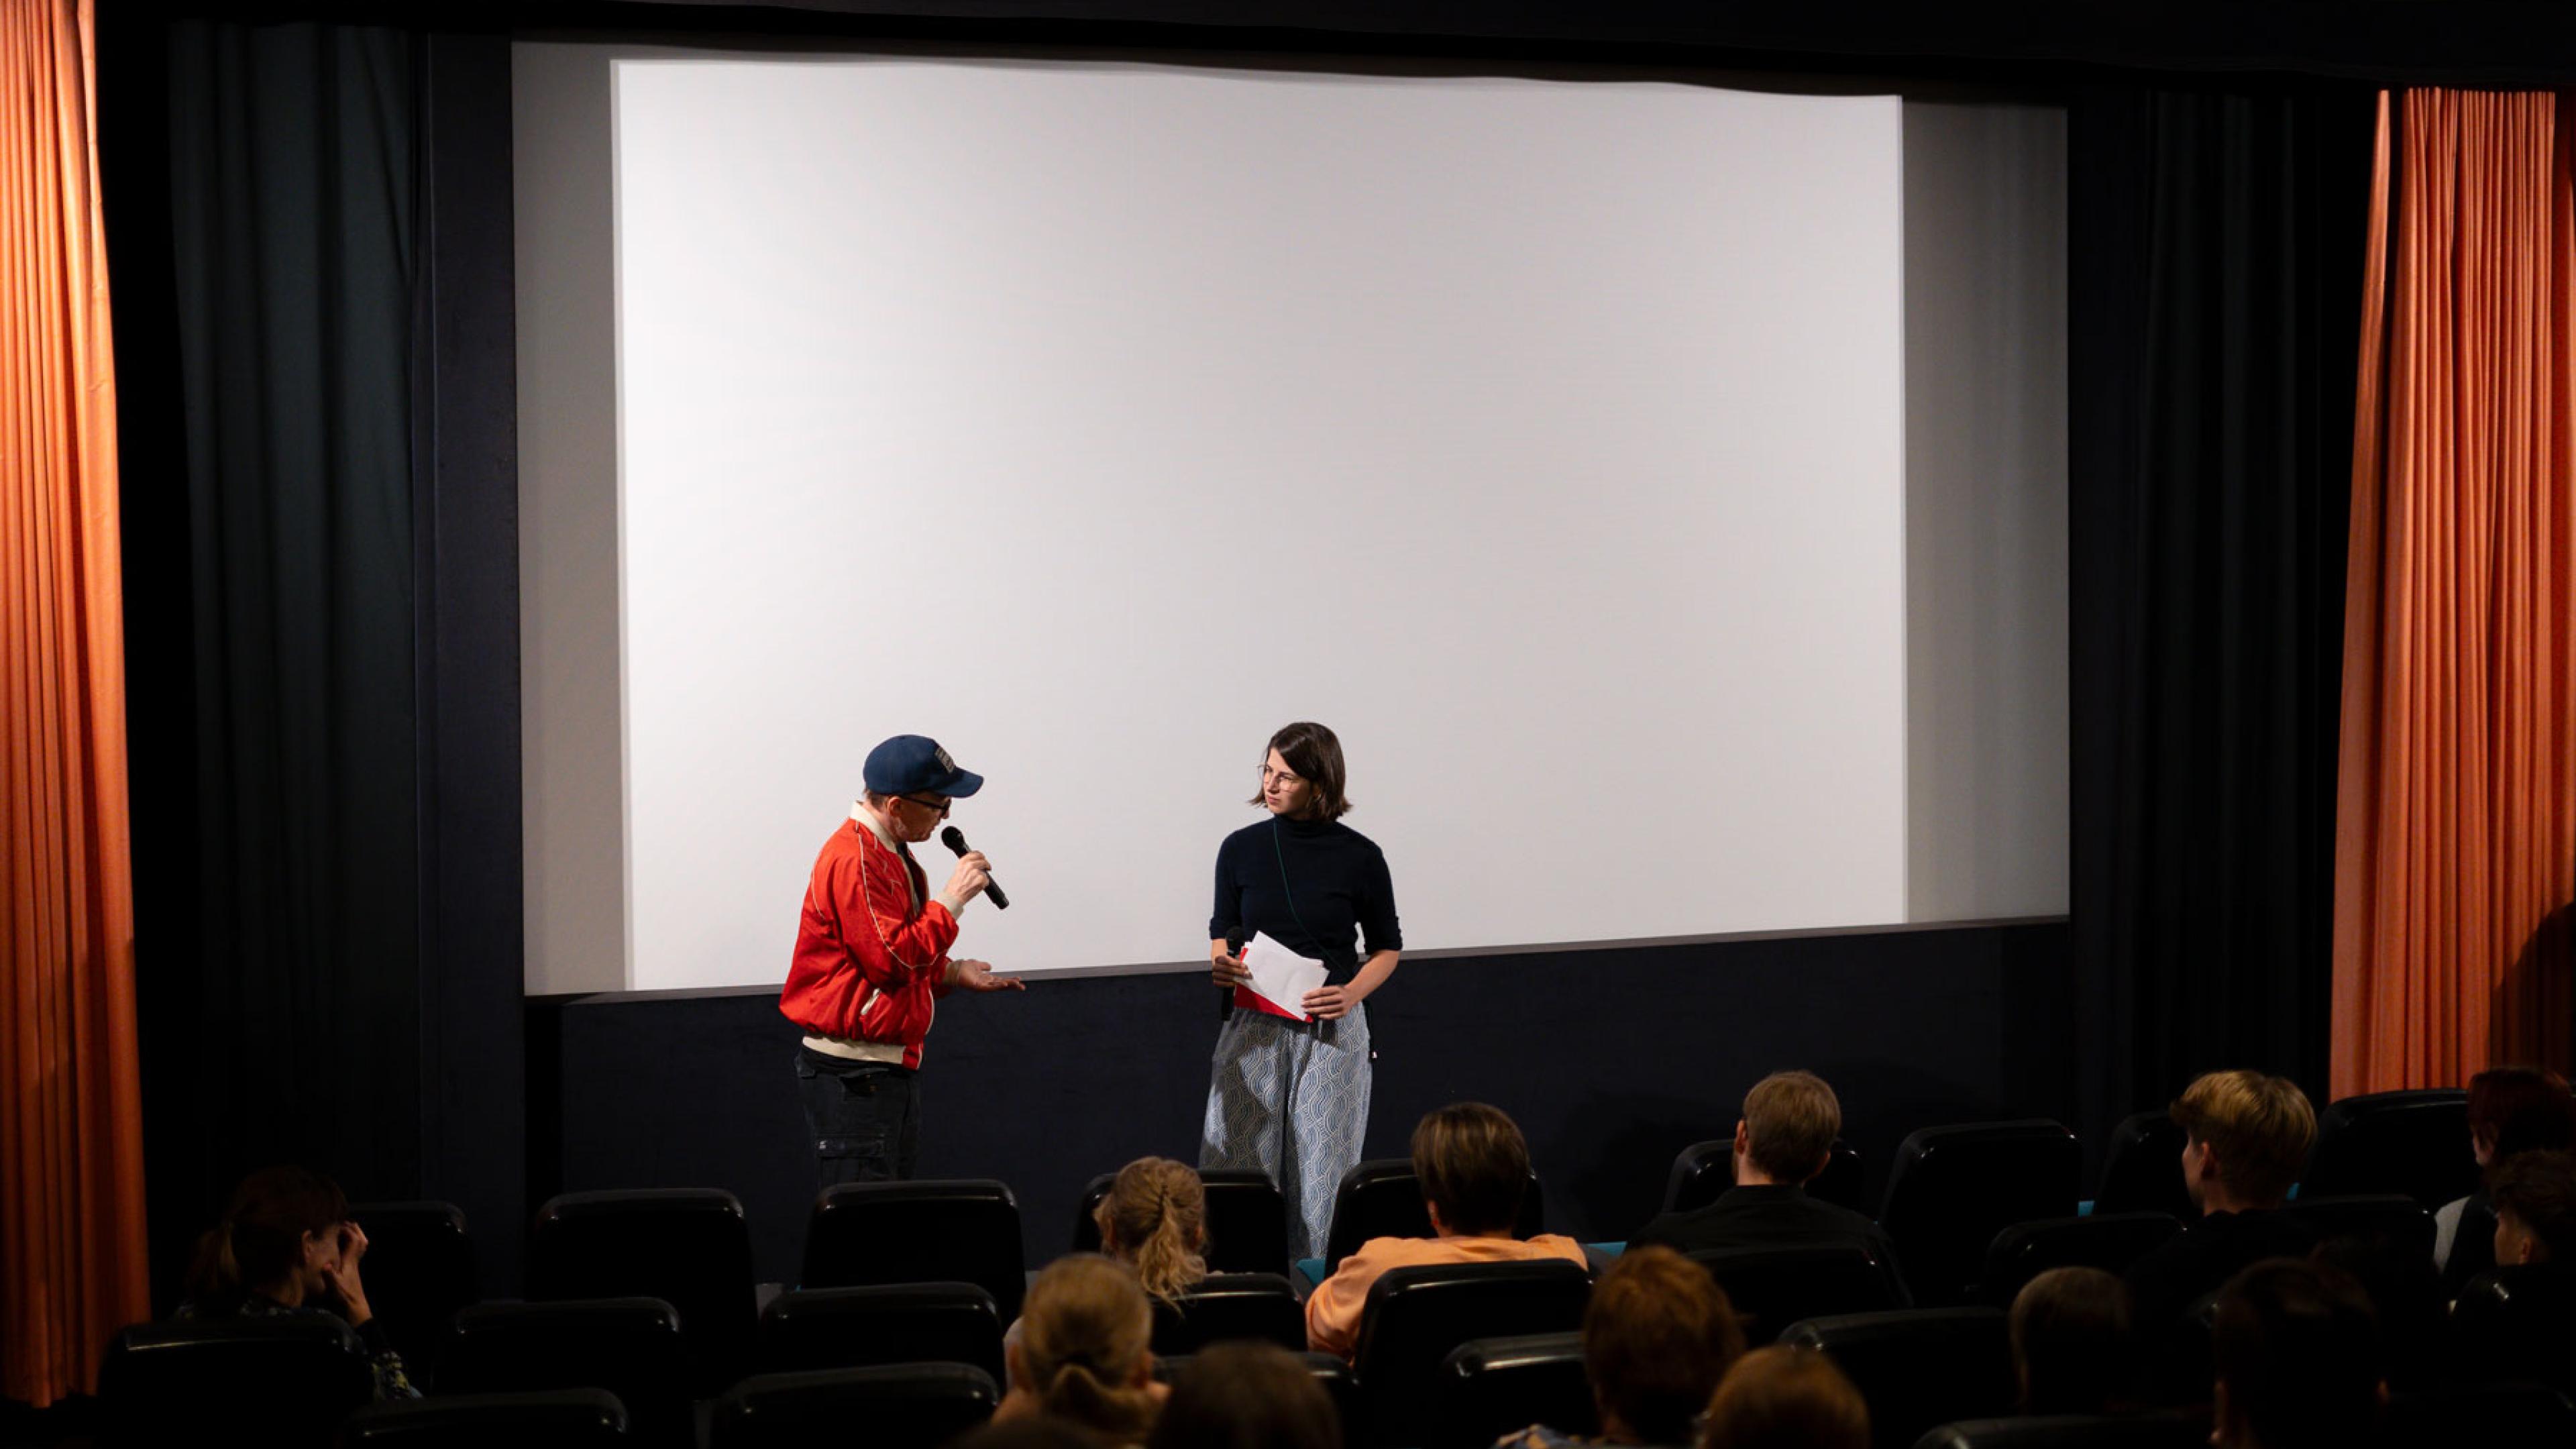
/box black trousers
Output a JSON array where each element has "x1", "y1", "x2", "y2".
[{"x1": 794, "y1": 1045, "x2": 921, "y2": 1184}]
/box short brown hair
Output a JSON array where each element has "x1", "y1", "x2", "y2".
[
  {"x1": 2210, "y1": 1258, "x2": 2382, "y2": 1449},
  {"x1": 1697, "y1": 1346, "x2": 1868, "y2": 1449},
  {"x1": 1585, "y1": 1246, "x2": 1748, "y2": 1443},
  {"x1": 1248, "y1": 722, "x2": 1350, "y2": 821},
  {"x1": 1742, "y1": 1072, "x2": 1839, "y2": 1184},
  {"x1": 2467, "y1": 1067, "x2": 2576, "y2": 1159},
  {"x1": 2170, "y1": 1070, "x2": 2317, "y2": 1207},
  {"x1": 1146, "y1": 1340, "x2": 1340, "y2": 1449},
  {"x1": 1411, "y1": 1102, "x2": 1530, "y2": 1236},
  {"x1": 2009, "y1": 1267, "x2": 2131, "y2": 1414},
  {"x1": 2490, "y1": 1149, "x2": 2576, "y2": 1259}
]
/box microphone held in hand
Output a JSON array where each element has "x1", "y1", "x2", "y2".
[{"x1": 940, "y1": 825, "x2": 1009, "y2": 910}]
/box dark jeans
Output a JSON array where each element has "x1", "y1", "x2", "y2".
[{"x1": 794, "y1": 1046, "x2": 920, "y2": 1184}]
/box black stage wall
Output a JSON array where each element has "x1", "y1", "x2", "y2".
[{"x1": 533, "y1": 920, "x2": 2071, "y2": 1282}]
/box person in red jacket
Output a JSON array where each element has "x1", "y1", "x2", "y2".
[{"x1": 782, "y1": 734, "x2": 1024, "y2": 1182}]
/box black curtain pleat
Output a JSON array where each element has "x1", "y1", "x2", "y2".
[
  {"x1": 133, "y1": 21, "x2": 425, "y2": 1286},
  {"x1": 2066, "y1": 85, "x2": 2377, "y2": 1158}
]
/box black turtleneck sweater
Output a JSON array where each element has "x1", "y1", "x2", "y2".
[{"x1": 1210, "y1": 814, "x2": 1402, "y2": 984}]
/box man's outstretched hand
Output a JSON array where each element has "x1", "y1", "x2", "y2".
[{"x1": 948, "y1": 959, "x2": 1025, "y2": 993}]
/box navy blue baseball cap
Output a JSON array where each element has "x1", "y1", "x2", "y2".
[{"x1": 864, "y1": 735, "x2": 984, "y2": 798}]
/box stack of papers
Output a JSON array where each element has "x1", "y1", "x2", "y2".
[{"x1": 1241, "y1": 931, "x2": 1330, "y2": 1022}]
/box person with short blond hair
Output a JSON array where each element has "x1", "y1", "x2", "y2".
[
  {"x1": 2125, "y1": 1071, "x2": 2322, "y2": 1339},
  {"x1": 1695, "y1": 1346, "x2": 1868, "y2": 1449},
  {"x1": 1628, "y1": 1071, "x2": 1905, "y2": 1303},
  {"x1": 1303, "y1": 1104, "x2": 1587, "y2": 1360}
]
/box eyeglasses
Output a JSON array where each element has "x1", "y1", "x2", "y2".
[{"x1": 898, "y1": 794, "x2": 953, "y2": 817}]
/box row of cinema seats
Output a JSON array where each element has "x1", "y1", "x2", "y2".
[{"x1": 95, "y1": 1088, "x2": 2535, "y2": 1448}]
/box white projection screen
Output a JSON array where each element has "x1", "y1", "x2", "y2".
[{"x1": 515, "y1": 49, "x2": 2070, "y2": 994}]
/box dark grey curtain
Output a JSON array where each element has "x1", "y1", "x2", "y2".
[
  {"x1": 147, "y1": 21, "x2": 424, "y2": 1254},
  {"x1": 2066, "y1": 86, "x2": 2377, "y2": 1157}
]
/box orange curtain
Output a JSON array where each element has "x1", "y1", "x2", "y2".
[
  {"x1": 0, "y1": 0, "x2": 150, "y2": 1408},
  {"x1": 2334, "y1": 89, "x2": 2576, "y2": 1097}
]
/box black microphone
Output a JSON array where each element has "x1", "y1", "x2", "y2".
[{"x1": 940, "y1": 826, "x2": 1009, "y2": 910}]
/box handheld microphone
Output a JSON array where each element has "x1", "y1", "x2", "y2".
[{"x1": 940, "y1": 826, "x2": 1008, "y2": 910}]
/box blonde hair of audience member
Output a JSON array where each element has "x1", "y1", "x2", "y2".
[
  {"x1": 1696, "y1": 1346, "x2": 1868, "y2": 1449},
  {"x1": 1146, "y1": 1340, "x2": 1339, "y2": 1449},
  {"x1": 1095, "y1": 1158, "x2": 1210, "y2": 1305},
  {"x1": 2009, "y1": 1267, "x2": 2132, "y2": 1415},
  {"x1": 1000, "y1": 1255, "x2": 1165, "y2": 1443},
  {"x1": 1413, "y1": 1102, "x2": 1532, "y2": 1236},
  {"x1": 2170, "y1": 1070, "x2": 2317, "y2": 1213},
  {"x1": 1578, "y1": 1246, "x2": 1748, "y2": 1444},
  {"x1": 1735, "y1": 1071, "x2": 1840, "y2": 1185}
]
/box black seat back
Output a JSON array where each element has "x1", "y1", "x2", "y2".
[
  {"x1": 347, "y1": 1201, "x2": 476, "y2": 1385},
  {"x1": 1688, "y1": 1244, "x2": 1898, "y2": 1343},
  {"x1": 100, "y1": 1317, "x2": 372, "y2": 1449},
  {"x1": 1780, "y1": 1308, "x2": 2016, "y2": 1449},
  {"x1": 439, "y1": 1298, "x2": 692, "y2": 1449},
  {"x1": 1074, "y1": 1168, "x2": 1291, "y2": 1275},
  {"x1": 2302, "y1": 1089, "x2": 2474, "y2": 1208},
  {"x1": 757, "y1": 1281, "x2": 1005, "y2": 1381},
  {"x1": 710, "y1": 1363, "x2": 998, "y2": 1449},
  {"x1": 2385, "y1": 1381, "x2": 2576, "y2": 1445},
  {"x1": 2452, "y1": 1264, "x2": 2576, "y2": 1397},
  {"x1": 1880, "y1": 1122, "x2": 2082, "y2": 1305},
  {"x1": 1911, "y1": 1413, "x2": 2210, "y2": 1449},
  {"x1": 335, "y1": 1388, "x2": 628, "y2": 1448},
  {"x1": 2286, "y1": 1193, "x2": 2433, "y2": 1261},
  {"x1": 1660, "y1": 1140, "x2": 1866, "y2": 1216},
  {"x1": 529, "y1": 1188, "x2": 756, "y2": 1391},
  {"x1": 1436, "y1": 1332, "x2": 1594, "y2": 1449},
  {"x1": 1350, "y1": 1260, "x2": 1591, "y2": 1448},
  {"x1": 2092, "y1": 1113, "x2": 2194, "y2": 1220},
  {"x1": 1324, "y1": 1160, "x2": 1544, "y2": 1272},
  {"x1": 802, "y1": 1179, "x2": 1026, "y2": 1316},
  {"x1": 1978, "y1": 1212, "x2": 2182, "y2": 1306},
  {"x1": 1150, "y1": 1273, "x2": 1305, "y2": 1355}
]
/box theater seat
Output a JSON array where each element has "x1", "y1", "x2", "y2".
[
  {"x1": 1324, "y1": 1160, "x2": 1545, "y2": 1272},
  {"x1": 1911, "y1": 1413, "x2": 2209, "y2": 1449},
  {"x1": 2285, "y1": 1193, "x2": 2432, "y2": 1262},
  {"x1": 1151, "y1": 1273, "x2": 1306, "y2": 1355},
  {"x1": 2385, "y1": 1381, "x2": 2576, "y2": 1444},
  {"x1": 439, "y1": 1298, "x2": 692, "y2": 1449},
  {"x1": 708, "y1": 1363, "x2": 998, "y2": 1449},
  {"x1": 2091, "y1": 1113, "x2": 2193, "y2": 1220},
  {"x1": 802, "y1": 1179, "x2": 1026, "y2": 1316},
  {"x1": 1660, "y1": 1139, "x2": 1868, "y2": 1216},
  {"x1": 1688, "y1": 1243, "x2": 1900, "y2": 1342},
  {"x1": 1879, "y1": 1122, "x2": 2082, "y2": 1305},
  {"x1": 99, "y1": 1317, "x2": 372, "y2": 1449},
  {"x1": 2302, "y1": 1089, "x2": 2474, "y2": 1209},
  {"x1": 1436, "y1": 1332, "x2": 1595, "y2": 1449},
  {"x1": 1075, "y1": 1168, "x2": 1292, "y2": 1275},
  {"x1": 2451, "y1": 1264, "x2": 2576, "y2": 1398},
  {"x1": 1977, "y1": 1212, "x2": 2182, "y2": 1306},
  {"x1": 529, "y1": 1188, "x2": 755, "y2": 1391},
  {"x1": 347, "y1": 1200, "x2": 477, "y2": 1386},
  {"x1": 1780, "y1": 1308, "x2": 2016, "y2": 1449},
  {"x1": 335, "y1": 1388, "x2": 628, "y2": 1448},
  {"x1": 757, "y1": 1281, "x2": 1006, "y2": 1381},
  {"x1": 1350, "y1": 1259, "x2": 1592, "y2": 1449}
]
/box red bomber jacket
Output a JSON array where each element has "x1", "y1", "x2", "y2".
[{"x1": 779, "y1": 817, "x2": 957, "y2": 1068}]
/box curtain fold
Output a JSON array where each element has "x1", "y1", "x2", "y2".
[
  {"x1": 0, "y1": 0, "x2": 151, "y2": 1407},
  {"x1": 2334, "y1": 90, "x2": 2576, "y2": 1095}
]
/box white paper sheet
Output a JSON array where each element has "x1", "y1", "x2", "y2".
[{"x1": 1242, "y1": 930, "x2": 1330, "y2": 1022}]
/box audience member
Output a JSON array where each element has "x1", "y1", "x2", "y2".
[
  {"x1": 2308, "y1": 1232, "x2": 2446, "y2": 1389},
  {"x1": 2123, "y1": 1071, "x2": 2318, "y2": 1333},
  {"x1": 1495, "y1": 1245, "x2": 1747, "y2": 1449},
  {"x1": 1694, "y1": 1346, "x2": 1868, "y2": 1449},
  {"x1": 1146, "y1": 1341, "x2": 1339, "y2": 1449},
  {"x1": 1095, "y1": 1157, "x2": 1211, "y2": 1304},
  {"x1": 1629, "y1": 1072, "x2": 1906, "y2": 1302},
  {"x1": 998, "y1": 1255, "x2": 1166, "y2": 1446},
  {"x1": 176, "y1": 1166, "x2": 417, "y2": 1401},
  {"x1": 2488, "y1": 1148, "x2": 2576, "y2": 1267},
  {"x1": 957, "y1": 1419, "x2": 1114, "y2": 1449},
  {"x1": 2436, "y1": 1067, "x2": 2576, "y2": 1289},
  {"x1": 1304, "y1": 1103, "x2": 1587, "y2": 1359},
  {"x1": 2007, "y1": 1267, "x2": 2131, "y2": 1415},
  {"x1": 2208, "y1": 1258, "x2": 2382, "y2": 1449}
]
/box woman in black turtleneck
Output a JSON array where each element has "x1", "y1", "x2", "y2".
[{"x1": 1199, "y1": 720, "x2": 1403, "y2": 1263}]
